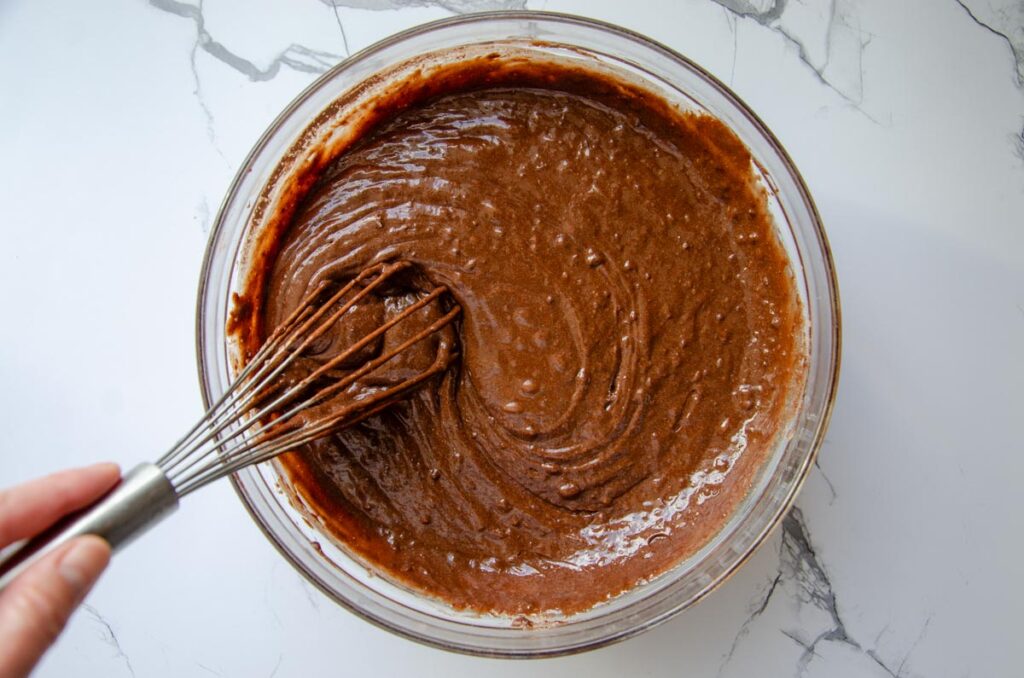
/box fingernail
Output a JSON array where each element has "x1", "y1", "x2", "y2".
[
  {"x1": 58, "y1": 537, "x2": 108, "y2": 592},
  {"x1": 83, "y1": 462, "x2": 121, "y2": 485}
]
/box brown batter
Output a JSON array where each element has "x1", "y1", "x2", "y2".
[{"x1": 235, "y1": 57, "x2": 804, "y2": 615}]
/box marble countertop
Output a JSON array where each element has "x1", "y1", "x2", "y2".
[{"x1": 1, "y1": 1, "x2": 1021, "y2": 676}]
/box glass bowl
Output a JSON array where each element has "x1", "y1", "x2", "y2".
[{"x1": 196, "y1": 11, "x2": 840, "y2": 658}]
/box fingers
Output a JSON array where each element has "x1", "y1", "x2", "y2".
[
  {"x1": 0, "y1": 465, "x2": 121, "y2": 677},
  {"x1": 0, "y1": 464, "x2": 120, "y2": 547},
  {"x1": 0, "y1": 536, "x2": 111, "y2": 678}
]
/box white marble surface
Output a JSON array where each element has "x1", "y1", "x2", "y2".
[{"x1": 1, "y1": 0, "x2": 1022, "y2": 675}]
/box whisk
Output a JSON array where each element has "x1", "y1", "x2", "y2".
[{"x1": 0, "y1": 260, "x2": 460, "y2": 591}]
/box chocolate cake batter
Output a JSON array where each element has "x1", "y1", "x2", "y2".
[{"x1": 236, "y1": 57, "x2": 804, "y2": 615}]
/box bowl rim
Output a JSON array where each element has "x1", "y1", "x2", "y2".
[{"x1": 195, "y1": 9, "x2": 842, "y2": 658}]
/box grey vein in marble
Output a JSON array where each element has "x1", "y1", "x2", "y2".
[
  {"x1": 195, "y1": 196, "x2": 211, "y2": 235},
  {"x1": 721, "y1": 6, "x2": 740, "y2": 87},
  {"x1": 330, "y1": 3, "x2": 353, "y2": 57},
  {"x1": 717, "y1": 508, "x2": 924, "y2": 677},
  {"x1": 320, "y1": 0, "x2": 526, "y2": 12},
  {"x1": 82, "y1": 604, "x2": 136, "y2": 678},
  {"x1": 892, "y1": 618, "x2": 933, "y2": 678},
  {"x1": 149, "y1": 0, "x2": 344, "y2": 81},
  {"x1": 814, "y1": 457, "x2": 838, "y2": 505},
  {"x1": 184, "y1": 9, "x2": 221, "y2": 153},
  {"x1": 298, "y1": 577, "x2": 323, "y2": 613},
  {"x1": 956, "y1": 0, "x2": 1024, "y2": 88},
  {"x1": 712, "y1": 0, "x2": 785, "y2": 22},
  {"x1": 710, "y1": 0, "x2": 877, "y2": 121},
  {"x1": 196, "y1": 662, "x2": 224, "y2": 676},
  {"x1": 716, "y1": 571, "x2": 783, "y2": 678},
  {"x1": 781, "y1": 508, "x2": 869, "y2": 675},
  {"x1": 148, "y1": 0, "x2": 345, "y2": 161},
  {"x1": 263, "y1": 571, "x2": 286, "y2": 629}
]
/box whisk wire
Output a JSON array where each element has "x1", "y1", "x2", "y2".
[
  {"x1": 155, "y1": 261, "x2": 459, "y2": 497},
  {"x1": 157, "y1": 263, "x2": 399, "y2": 475},
  {"x1": 174, "y1": 337, "x2": 454, "y2": 495},
  {"x1": 0, "y1": 261, "x2": 459, "y2": 592}
]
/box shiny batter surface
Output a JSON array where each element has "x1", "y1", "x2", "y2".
[{"x1": 244, "y1": 61, "x2": 803, "y2": 615}]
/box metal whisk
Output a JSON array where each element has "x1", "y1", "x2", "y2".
[{"x1": 0, "y1": 260, "x2": 460, "y2": 591}]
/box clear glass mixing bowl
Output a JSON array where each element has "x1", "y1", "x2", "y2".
[{"x1": 196, "y1": 11, "x2": 840, "y2": 657}]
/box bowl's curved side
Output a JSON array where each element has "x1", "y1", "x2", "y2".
[{"x1": 195, "y1": 11, "x2": 841, "y2": 658}]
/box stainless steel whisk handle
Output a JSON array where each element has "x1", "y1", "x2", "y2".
[{"x1": 0, "y1": 463, "x2": 179, "y2": 592}]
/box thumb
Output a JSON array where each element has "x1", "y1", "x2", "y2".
[{"x1": 0, "y1": 536, "x2": 111, "y2": 678}]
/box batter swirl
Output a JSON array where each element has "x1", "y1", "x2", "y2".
[{"x1": 241, "y1": 59, "x2": 804, "y2": 614}]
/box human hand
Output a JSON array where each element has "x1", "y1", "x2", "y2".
[{"x1": 0, "y1": 464, "x2": 120, "y2": 678}]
